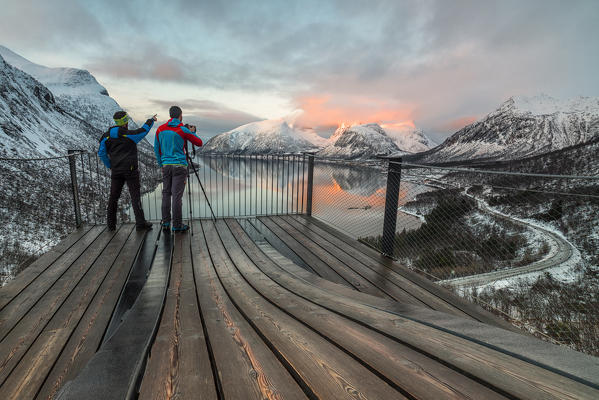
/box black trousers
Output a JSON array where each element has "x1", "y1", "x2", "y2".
[{"x1": 107, "y1": 169, "x2": 146, "y2": 228}]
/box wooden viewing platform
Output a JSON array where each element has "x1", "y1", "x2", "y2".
[{"x1": 0, "y1": 215, "x2": 598, "y2": 399}]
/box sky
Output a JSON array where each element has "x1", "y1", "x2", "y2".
[{"x1": 1, "y1": 0, "x2": 598, "y2": 142}]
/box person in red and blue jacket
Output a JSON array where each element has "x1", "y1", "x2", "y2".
[
  {"x1": 154, "y1": 105, "x2": 203, "y2": 232},
  {"x1": 98, "y1": 111, "x2": 156, "y2": 231}
]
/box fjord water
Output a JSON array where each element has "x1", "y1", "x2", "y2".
[{"x1": 137, "y1": 156, "x2": 424, "y2": 239}]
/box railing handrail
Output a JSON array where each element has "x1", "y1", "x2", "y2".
[
  {"x1": 398, "y1": 161, "x2": 599, "y2": 180},
  {"x1": 0, "y1": 151, "x2": 91, "y2": 162}
]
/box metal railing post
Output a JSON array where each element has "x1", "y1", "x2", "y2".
[
  {"x1": 68, "y1": 150, "x2": 83, "y2": 228},
  {"x1": 306, "y1": 154, "x2": 315, "y2": 216},
  {"x1": 381, "y1": 157, "x2": 402, "y2": 256}
]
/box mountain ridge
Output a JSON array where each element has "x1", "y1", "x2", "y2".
[{"x1": 411, "y1": 95, "x2": 599, "y2": 163}]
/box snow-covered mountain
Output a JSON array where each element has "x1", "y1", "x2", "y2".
[
  {"x1": 0, "y1": 50, "x2": 159, "y2": 284},
  {"x1": 416, "y1": 95, "x2": 599, "y2": 162},
  {"x1": 0, "y1": 53, "x2": 102, "y2": 156},
  {"x1": 0, "y1": 45, "x2": 136, "y2": 130},
  {"x1": 317, "y1": 123, "x2": 400, "y2": 159},
  {"x1": 384, "y1": 126, "x2": 436, "y2": 154},
  {"x1": 201, "y1": 118, "x2": 321, "y2": 154}
]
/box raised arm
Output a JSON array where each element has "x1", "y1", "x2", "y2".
[{"x1": 126, "y1": 118, "x2": 155, "y2": 144}]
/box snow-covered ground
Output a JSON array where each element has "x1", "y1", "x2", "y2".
[{"x1": 440, "y1": 188, "x2": 580, "y2": 291}]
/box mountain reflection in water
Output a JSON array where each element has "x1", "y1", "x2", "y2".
[{"x1": 138, "y1": 156, "x2": 424, "y2": 239}]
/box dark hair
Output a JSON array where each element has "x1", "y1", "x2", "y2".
[
  {"x1": 113, "y1": 111, "x2": 127, "y2": 120},
  {"x1": 169, "y1": 106, "x2": 182, "y2": 119}
]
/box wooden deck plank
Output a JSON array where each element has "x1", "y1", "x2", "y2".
[
  {"x1": 257, "y1": 217, "x2": 354, "y2": 288},
  {"x1": 266, "y1": 216, "x2": 394, "y2": 300},
  {"x1": 53, "y1": 227, "x2": 170, "y2": 400},
  {"x1": 0, "y1": 225, "x2": 106, "y2": 339},
  {"x1": 229, "y1": 218, "x2": 599, "y2": 400},
  {"x1": 274, "y1": 215, "x2": 455, "y2": 310},
  {"x1": 192, "y1": 221, "x2": 306, "y2": 400},
  {"x1": 0, "y1": 226, "x2": 116, "y2": 388},
  {"x1": 0, "y1": 216, "x2": 595, "y2": 400},
  {"x1": 0, "y1": 226, "x2": 93, "y2": 311},
  {"x1": 280, "y1": 215, "x2": 478, "y2": 316},
  {"x1": 292, "y1": 215, "x2": 514, "y2": 329},
  {"x1": 0, "y1": 225, "x2": 138, "y2": 399},
  {"x1": 138, "y1": 233, "x2": 217, "y2": 400},
  {"x1": 202, "y1": 220, "x2": 406, "y2": 400},
  {"x1": 34, "y1": 226, "x2": 146, "y2": 400},
  {"x1": 222, "y1": 219, "x2": 508, "y2": 400}
]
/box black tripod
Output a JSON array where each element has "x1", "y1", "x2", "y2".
[{"x1": 185, "y1": 145, "x2": 217, "y2": 221}]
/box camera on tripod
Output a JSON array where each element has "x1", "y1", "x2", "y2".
[{"x1": 184, "y1": 123, "x2": 197, "y2": 132}]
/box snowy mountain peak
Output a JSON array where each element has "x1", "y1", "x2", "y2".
[
  {"x1": 318, "y1": 123, "x2": 400, "y2": 159},
  {"x1": 500, "y1": 94, "x2": 599, "y2": 116},
  {"x1": 0, "y1": 53, "x2": 100, "y2": 156},
  {"x1": 415, "y1": 95, "x2": 599, "y2": 163},
  {"x1": 382, "y1": 125, "x2": 436, "y2": 154},
  {"x1": 201, "y1": 117, "x2": 321, "y2": 154},
  {"x1": 0, "y1": 45, "x2": 131, "y2": 129}
]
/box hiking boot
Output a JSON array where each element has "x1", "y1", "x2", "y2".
[
  {"x1": 107, "y1": 225, "x2": 116, "y2": 231},
  {"x1": 161, "y1": 222, "x2": 171, "y2": 231},
  {"x1": 136, "y1": 221, "x2": 153, "y2": 231},
  {"x1": 172, "y1": 224, "x2": 189, "y2": 233}
]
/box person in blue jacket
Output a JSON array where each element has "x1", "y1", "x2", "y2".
[
  {"x1": 98, "y1": 111, "x2": 157, "y2": 231},
  {"x1": 154, "y1": 106, "x2": 203, "y2": 232}
]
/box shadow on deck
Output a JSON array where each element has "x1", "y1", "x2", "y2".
[{"x1": 0, "y1": 216, "x2": 598, "y2": 399}]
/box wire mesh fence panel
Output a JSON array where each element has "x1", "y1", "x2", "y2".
[
  {"x1": 137, "y1": 154, "x2": 307, "y2": 220},
  {"x1": 310, "y1": 158, "x2": 392, "y2": 240},
  {"x1": 358, "y1": 162, "x2": 599, "y2": 355},
  {"x1": 0, "y1": 154, "x2": 83, "y2": 285}
]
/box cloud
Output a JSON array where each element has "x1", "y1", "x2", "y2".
[
  {"x1": 294, "y1": 94, "x2": 415, "y2": 132},
  {"x1": 0, "y1": 0, "x2": 105, "y2": 49},
  {"x1": 3, "y1": 0, "x2": 598, "y2": 141},
  {"x1": 148, "y1": 98, "x2": 261, "y2": 137},
  {"x1": 86, "y1": 48, "x2": 193, "y2": 83},
  {"x1": 439, "y1": 116, "x2": 480, "y2": 132}
]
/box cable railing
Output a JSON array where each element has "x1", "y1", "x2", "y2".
[
  {"x1": 136, "y1": 153, "x2": 310, "y2": 221},
  {"x1": 0, "y1": 151, "x2": 309, "y2": 285},
  {"x1": 308, "y1": 155, "x2": 599, "y2": 356},
  {"x1": 3, "y1": 149, "x2": 598, "y2": 356}
]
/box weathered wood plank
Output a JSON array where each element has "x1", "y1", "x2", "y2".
[
  {"x1": 0, "y1": 226, "x2": 140, "y2": 399},
  {"x1": 258, "y1": 217, "x2": 352, "y2": 288},
  {"x1": 0, "y1": 225, "x2": 106, "y2": 339},
  {"x1": 222, "y1": 219, "x2": 507, "y2": 400},
  {"x1": 0, "y1": 225, "x2": 93, "y2": 311},
  {"x1": 0, "y1": 226, "x2": 116, "y2": 388},
  {"x1": 53, "y1": 228, "x2": 170, "y2": 400},
  {"x1": 233, "y1": 218, "x2": 599, "y2": 400},
  {"x1": 138, "y1": 233, "x2": 217, "y2": 400},
  {"x1": 280, "y1": 215, "x2": 476, "y2": 316},
  {"x1": 192, "y1": 222, "x2": 307, "y2": 400},
  {"x1": 202, "y1": 220, "x2": 406, "y2": 400},
  {"x1": 292, "y1": 215, "x2": 514, "y2": 329},
  {"x1": 266, "y1": 216, "x2": 393, "y2": 300},
  {"x1": 275, "y1": 214, "x2": 455, "y2": 310},
  {"x1": 33, "y1": 227, "x2": 145, "y2": 400}
]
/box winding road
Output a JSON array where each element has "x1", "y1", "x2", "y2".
[{"x1": 438, "y1": 188, "x2": 576, "y2": 288}]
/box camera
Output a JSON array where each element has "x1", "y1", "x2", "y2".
[{"x1": 184, "y1": 123, "x2": 196, "y2": 132}]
